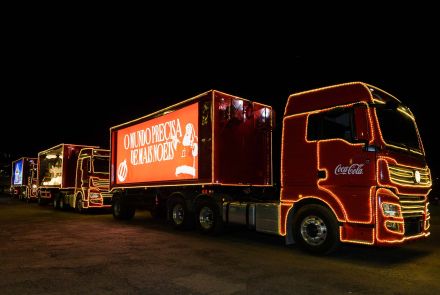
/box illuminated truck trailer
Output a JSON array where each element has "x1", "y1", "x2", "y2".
[
  {"x1": 110, "y1": 84, "x2": 431, "y2": 254},
  {"x1": 10, "y1": 157, "x2": 38, "y2": 201},
  {"x1": 38, "y1": 144, "x2": 112, "y2": 212}
]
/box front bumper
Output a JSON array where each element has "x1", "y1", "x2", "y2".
[{"x1": 375, "y1": 188, "x2": 430, "y2": 246}]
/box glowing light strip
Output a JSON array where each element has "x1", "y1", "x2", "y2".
[
  {"x1": 285, "y1": 101, "x2": 369, "y2": 121},
  {"x1": 397, "y1": 107, "x2": 414, "y2": 120},
  {"x1": 366, "y1": 84, "x2": 403, "y2": 104},
  {"x1": 389, "y1": 165, "x2": 430, "y2": 177},
  {"x1": 376, "y1": 156, "x2": 431, "y2": 242},
  {"x1": 281, "y1": 101, "x2": 369, "y2": 193},
  {"x1": 281, "y1": 98, "x2": 375, "y2": 231},
  {"x1": 38, "y1": 144, "x2": 98, "y2": 189},
  {"x1": 284, "y1": 82, "x2": 370, "y2": 116},
  {"x1": 372, "y1": 109, "x2": 424, "y2": 155},
  {"x1": 384, "y1": 221, "x2": 404, "y2": 234},
  {"x1": 280, "y1": 202, "x2": 294, "y2": 236},
  {"x1": 372, "y1": 99, "x2": 386, "y2": 104},
  {"x1": 339, "y1": 227, "x2": 375, "y2": 245},
  {"x1": 74, "y1": 148, "x2": 111, "y2": 209},
  {"x1": 375, "y1": 187, "x2": 429, "y2": 244},
  {"x1": 316, "y1": 142, "x2": 374, "y2": 224},
  {"x1": 38, "y1": 143, "x2": 99, "y2": 155},
  {"x1": 110, "y1": 182, "x2": 216, "y2": 192},
  {"x1": 378, "y1": 157, "x2": 431, "y2": 189},
  {"x1": 388, "y1": 166, "x2": 429, "y2": 176},
  {"x1": 214, "y1": 90, "x2": 272, "y2": 108},
  {"x1": 110, "y1": 91, "x2": 212, "y2": 130},
  {"x1": 212, "y1": 91, "x2": 215, "y2": 183},
  {"x1": 295, "y1": 195, "x2": 346, "y2": 222},
  {"x1": 390, "y1": 177, "x2": 423, "y2": 184},
  {"x1": 366, "y1": 107, "x2": 376, "y2": 145},
  {"x1": 11, "y1": 157, "x2": 38, "y2": 189},
  {"x1": 425, "y1": 203, "x2": 430, "y2": 230},
  {"x1": 388, "y1": 168, "x2": 413, "y2": 176}
]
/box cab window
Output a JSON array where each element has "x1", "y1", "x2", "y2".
[{"x1": 307, "y1": 108, "x2": 355, "y2": 142}]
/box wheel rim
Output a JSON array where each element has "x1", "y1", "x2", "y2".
[
  {"x1": 300, "y1": 215, "x2": 327, "y2": 246},
  {"x1": 172, "y1": 203, "x2": 184, "y2": 225},
  {"x1": 199, "y1": 206, "x2": 214, "y2": 230},
  {"x1": 53, "y1": 199, "x2": 57, "y2": 208}
]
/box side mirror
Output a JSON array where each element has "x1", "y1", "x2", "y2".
[{"x1": 353, "y1": 105, "x2": 370, "y2": 143}]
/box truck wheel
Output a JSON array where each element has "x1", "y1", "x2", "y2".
[
  {"x1": 293, "y1": 204, "x2": 340, "y2": 254},
  {"x1": 196, "y1": 200, "x2": 223, "y2": 234},
  {"x1": 37, "y1": 197, "x2": 44, "y2": 206},
  {"x1": 76, "y1": 198, "x2": 86, "y2": 214},
  {"x1": 112, "y1": 197, "x2": 135, "y2": 220},
  {"x1": 168, "y1": 198, "x2": 191, "y2": 229},
  {"x1": 59, "y1": 197, "x2": 66, "y2": 210}
]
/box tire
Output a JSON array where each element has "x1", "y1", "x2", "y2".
[
  {"x1": 293, "y1": 204, "x2": 340, "y2": 254},
  {"x1": 195, "y1": 200, "x2": 223, "y2": 234},
  {"x1": 112, "y1": 197, "x2": 135, "y2": 220},
  {"x1": 168, "y1": 197, "x2": 191, "y2": 229},
  {"x1": 59, "y1": 197, "x2": 66, "y2": 210},
  {"x1": 76, "y1": 197, "x2": 86, "y2": 214},
  {"x1": 37, "y1": 196, "x2": 45, "y2": 206}
]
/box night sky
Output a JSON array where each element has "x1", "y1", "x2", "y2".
[{"x1": 1, "y1": 42, "x2": 438, "y2": 184}]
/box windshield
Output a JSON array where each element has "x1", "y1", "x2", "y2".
[
  {"x1": 375, "y1": 107, "x2": 422, "y2": 152},
  {"x1": 93, "y1": 157, "x2": 109, "y2": 173}
]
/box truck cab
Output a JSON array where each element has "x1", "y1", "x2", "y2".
[
  {"x1": 10, "y1": 157, "x2": 38, "y2": 201},
  {"x1": 72, "y1": 148, "x2": 112, "y2": 212},
  {"x1": 281, "y1": 82, "x2": 430, "y2": 251},
  {"x1": 38, "y1": 144, "x2": 112, "y2": 212}
]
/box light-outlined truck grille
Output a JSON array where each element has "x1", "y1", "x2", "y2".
[
  {"x1": 388, "y1": 165, "x2": 430, "y2": 186},
  {"x1": 399, "y1": 194, "x2": 425, "y2": 236},
  {"x1": 399, "y1": 194, "x2": 425, "y2": 218},
  {"x1": 92, "y1": 178, "x2": 110, "y2": 190}
]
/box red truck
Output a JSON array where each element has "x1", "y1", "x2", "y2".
[
  {"x1": 109, "y1": 83, "x2": 431, "y2": 253},
  {"x1": 38, "y1": 144, "x2": 112, "y2": 212},
  {"x1": 10, "y1": 157, "x2": 38, "y2": 201}
]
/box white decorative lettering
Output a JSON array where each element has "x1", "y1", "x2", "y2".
[{"x1": 334, "y1": 163, "x2": 364, "y2": 175}]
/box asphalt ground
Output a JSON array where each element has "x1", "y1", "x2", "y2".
[{"x1": 0, "y1": 194, "x2": 439, "y2": 294}]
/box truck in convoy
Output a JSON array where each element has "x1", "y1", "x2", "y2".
[
  {"x1": 10, "y1": 157, "x2": 38, "y2": 201},
  {"x1": 38, "y1": 144, "x2": 112, "y2": 212},
  {"x1": 109, "y1": 83, "x2": 431, "y2": 253}
]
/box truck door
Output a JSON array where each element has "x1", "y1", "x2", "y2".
[
  {"x1": 81, "y1": 158, "x2": 90, "y2": 188},
  {"x1": 76, "y1": 158, "x2": 90, "y2": 190},
  {"x1": 308, "y1": 106, "x2": 375, "y2": 223}
]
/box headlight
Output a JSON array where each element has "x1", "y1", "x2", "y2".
[
  {"x1": 385, "y1": 221, "x2": 402, "y2": 232},
  {"x1": 90, "y1": 192, "x2": 100, "y2": 199},
  {"x1": 382, "y1": 203, "x2": 400, "y2": 217}
]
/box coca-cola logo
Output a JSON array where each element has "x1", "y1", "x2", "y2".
[
  {"x1": 117, "y1": 160, "x2": 128, "y2": 182},
  {"x1": 334, "y1": 164, "x2": 364, "y2": 175}
]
